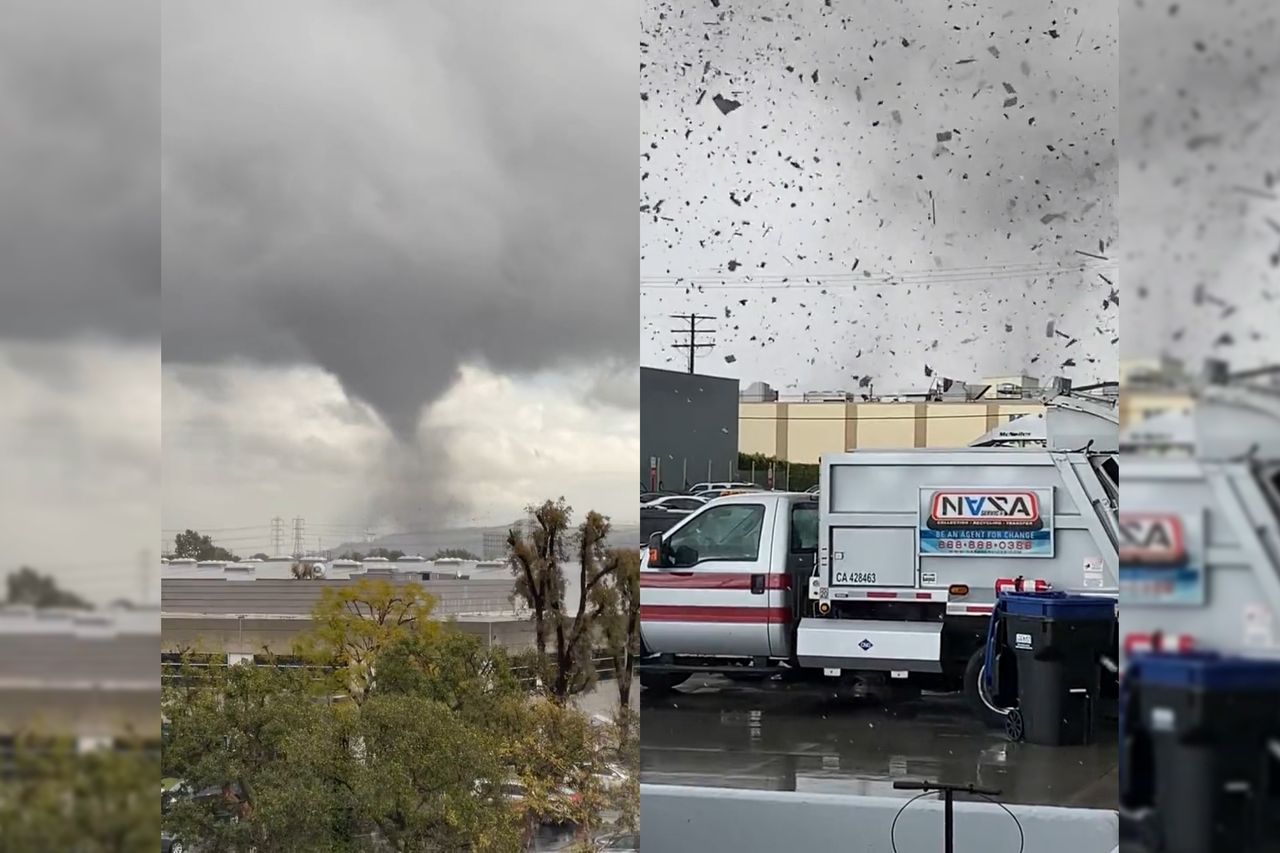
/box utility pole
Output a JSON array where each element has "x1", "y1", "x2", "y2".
[
  {"x1": 291, "y1": 517, "x2": 305, "y2": 559},
  {"x1": 271, "y1": 517, "x2": 285, "y2": 556},
  {"x1": 670, "y1": 313, "x2": 716, "y2": 374}
]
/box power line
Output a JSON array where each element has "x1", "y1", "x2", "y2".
[
  {"x1": 641, "y1": 258, "x2": 1115, "y2": 282},
  {"x1": 641, "y1": 261, "x2": 1115, "y2": 291},
  {"x1": 670, "y1": 313, "x2": 716, "y2": 374}
]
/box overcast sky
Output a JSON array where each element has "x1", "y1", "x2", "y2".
[
  {"x1": 1121, "y1": 0, "x2": 1278, "y2": 370},
  {"x1": 0, "y1": 0, "x2": 159, "y2": 604},
  {"x1": 161, "y1": 1, "x2": 638, "y2": 549},
  {"x1": 641, "y1": 0, "x2": 1120, "y2": 394}
]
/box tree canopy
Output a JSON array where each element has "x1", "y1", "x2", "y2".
[
  {"x1": 0, "y1": 738, "x2": 159, "y2": 851},
  {"x1": 4, "y1": 566, "x2": 92, "y2": 609},
  {"x1": 508, "y1": 500, "x2": 639, "y2": 704},
  {"x1": 163, "y1": 576, "x2": 628, "y2": 851},
  {"x1": 170, "y1": 529, "x2": 240, "y2": 562}
]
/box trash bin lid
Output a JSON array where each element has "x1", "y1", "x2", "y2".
[
  {"x1": 999, "y1": 590, "x2": 1116, "y2": 620},
  {"x1": 1130, "y1": 652, "x2": 1280, "y2": 692}
]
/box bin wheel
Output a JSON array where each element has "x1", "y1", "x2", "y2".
[{"x1": 1005, "y1": 708, "x2": 1024, "y2": 742}]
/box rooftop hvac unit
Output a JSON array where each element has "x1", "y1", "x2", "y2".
[
  {"x1": 741, "y1": 381, "x2": 778, "y2": 402},
  {"x1": 803, "y1": 390, "x2": 851, "y2": 403},
  {"x1": 996, "y1": 383, "x2": 1021, "y2": 398}
]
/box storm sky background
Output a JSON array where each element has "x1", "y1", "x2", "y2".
[
  {"x1": 4, "y1": 0, "x2": 1276, "y2": 599},
  {"x1": 161, "y1": 1, "x2": 639, "y2": 551},
  {"x1": 1121, "y1": 0, "x2": 1278, "y2": 370},
  {"x1": 641, "y1": 0, "x2": 1121, "y2": 394},
  {"x1": 0, "y1": 0, "x2": 159, "y2": 604}
]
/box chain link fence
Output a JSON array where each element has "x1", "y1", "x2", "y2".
[{"x1": 644, "y1": 456, "x2": 818, "y2": 492}]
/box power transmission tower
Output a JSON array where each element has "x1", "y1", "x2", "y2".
[
  {"x1": 292, "y1": 517, "x2": 305, "y2": 559},
  {"x1": 670, "y1": 313, "x2": 716, "y2": 374},
  {"x1": 271, "y1": 517, "x2": 285, "y2": 556}
]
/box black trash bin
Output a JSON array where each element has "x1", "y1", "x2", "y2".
[
  {"x1": 1124, "y1": 652, "x2": 1280, "y2": 853},
  {"x1": 997, "y1": 591, "x2": 1115, "y2": 746}
]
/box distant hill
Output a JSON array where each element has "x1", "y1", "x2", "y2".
[{"x1": 330, "y1": 520, "x2": 642, "y2": 560}]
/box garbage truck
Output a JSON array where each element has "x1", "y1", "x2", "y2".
[
  {"x1": 1120, "y1": 362, "x2": 1280, "y2": 662},
  {"x1": 640, "y1": 388, "x2": 1120, "y2": 718}
]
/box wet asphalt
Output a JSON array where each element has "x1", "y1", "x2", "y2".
[{"x1": 640, "y1": 675, "x2": 1118, "y2": 810}]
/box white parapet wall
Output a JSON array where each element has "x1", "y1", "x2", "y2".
[{"x1": 640, "y1": 785, "x2": 1118, "y2": 853}]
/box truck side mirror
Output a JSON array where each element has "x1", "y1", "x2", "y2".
[{"x1": 647, "y1": 531, "x2": 665, "y2": 568}]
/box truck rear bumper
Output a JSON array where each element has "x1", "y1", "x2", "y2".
[{"x1": 795, "y1": 618, "x2": 943, "y2": 672}]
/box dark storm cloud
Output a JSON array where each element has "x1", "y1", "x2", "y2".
[
  {"x1": 162, "y1": 1, "x2": 638, "y2": 440},
  {"x1": 0, "y1": 0, "x2": 159, "y2": 341}
]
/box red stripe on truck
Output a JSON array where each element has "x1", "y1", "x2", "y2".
[
  {"x1": 639, "y1": 573, "x2": 792, "y2": 590},
  {"x1": 640, "y1": 605, "x2": 791, "y2": 624}
]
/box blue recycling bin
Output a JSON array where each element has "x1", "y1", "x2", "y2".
[
  {"x1": 983, "y1": 591, "x2": 1116, "y2": 745},
  {"x1": 1123, "y1": 652, "x2": 1280, "y2": 853}
]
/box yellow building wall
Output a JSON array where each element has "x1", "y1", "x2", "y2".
[
  {"x1": 924, "y1": 403, "x2": 992, "y2": 447},
  {"x1": 739, "y1": 402, "x2": 783, "y2": 457},
  {"x1": 738, "y1": 400, "x2": 1050, "y2": 462},
  {"x1": 1120, "y1": 390, "x2": 1193, "y2": 427},
  {"x1": 784, "y1": 402, "x2": 851, "y2": 463}
]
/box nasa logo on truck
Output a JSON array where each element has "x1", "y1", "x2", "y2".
[
  {"x1": 1118, "y1": 514, "x2": 1186, "y2": 565},
  {"x1": 918, "y1": 487, "x2": 1054, "y2": 558},
  {"x1": 927, "y1": 491, "x2": 1044, "y2": 531},
  {"x1": 1119, "y1": 512, "x2": 1203, "y2": 606}
]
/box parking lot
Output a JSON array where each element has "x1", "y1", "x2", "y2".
[{"x1": 640, "y1": 675, "x2": 1118, "y2": 810}]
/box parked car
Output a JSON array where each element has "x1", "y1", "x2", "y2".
[
  {"x1": 640, "y1": 491, "x2": 682, "y2": 504},
  {"x1": 642, "y1": 495, "x2": 707, "y2": 513},
  {"x1": 597, "y1": 831, "x2": 640, "y2": 851},
  {"x1": 692, "y1": 486, "x2": 763, "y2": 500},
  {"x1": 686, "y1": 480, "x2": 757, "y2": 495},
  {"x1": 591, "y1": 762, "x2": 630, "y2": 793}
]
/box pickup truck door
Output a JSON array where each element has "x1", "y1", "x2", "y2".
[{"x1": 640, "y1": 500, "x2": 778, "y2": 658}]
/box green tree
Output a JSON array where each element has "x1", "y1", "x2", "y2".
[
  {"x1": 172, "y1": 529, "x2": 240, "y2": 562},
  {"x1": 590, "y1": 548, "x2": 641, "y2": 725},
  {"x1": 366, "y1": 547, "x2": 406, "y2": 561},
  {"x1": 295, "y1": 577, "x2": 441, "y2": 703},
  {"x1": 375, "y1": 630, "x2": 521, "y2": 722},
  {"x1": 163, "y1": 590, "x2": 618, "y2": 851},
  {"x1": 348, "y1": 693, "x2": 516, "y2": 851},
  {"x1": 508, "y1": 501, "x2": 621, "y2": 700},
  {"x1": 162, "y1": 658, "x2": 364, "y2": 851},
  {"x1": 507, "y1": 499, "x2": 569, "y2": 660},
  {"x1": 4, "y1": 567, "x2": 92, "y2": 609},
  {"x1": 0, "y1": 736, "x2": 159, "y2": 851},
  {"x1": 431, "y1": 547, "x2": 480, "y2": 560}
]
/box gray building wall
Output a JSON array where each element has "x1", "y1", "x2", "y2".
[{"x1": 641, "y1": 368, "x2": 739, "y2": 490}]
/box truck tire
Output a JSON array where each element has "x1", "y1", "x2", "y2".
[
  {"x1": 963, "y1": 648, "x2": 1006, "y2": 728},
  {"x1": 640, "y1": 671, "x2": 690, "y2": 693}
]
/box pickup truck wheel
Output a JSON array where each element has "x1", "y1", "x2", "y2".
[
  {"x1": 640, "y1": 671, "x2": 690, "y2": 693},
  {"x1": 963, "y1": 648, "x2": 1007, "y2": 728}
]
